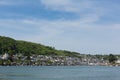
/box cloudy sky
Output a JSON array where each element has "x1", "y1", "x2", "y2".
[{"x1": 0, "y1": 0, "x2": 120, "y2": 54}]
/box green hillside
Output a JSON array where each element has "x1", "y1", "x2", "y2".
[{"x1": 0, "y1": 36, "x2": 80, "y2": 57}]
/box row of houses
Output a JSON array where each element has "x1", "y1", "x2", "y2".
[
  {"x1": 0, "y1": 53, "x2": 120, "y2": 66},
  {"x1": 81, "y1": 56, "x2": 108, "y2": 66},
  {"x1": 0, "y1": 53, "x2": 81, "y2": 66}
]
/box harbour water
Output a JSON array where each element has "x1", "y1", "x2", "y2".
[{"x1": 0, "y1": 66, "x2": 120, "y2": 80}]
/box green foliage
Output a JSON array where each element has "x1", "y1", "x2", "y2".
[
  {"x1": 61, "y1": 50, "x2": 81, "y2": 57},
  {"x1": 0, "y1": 36, "x2": 16, "y2": 54},
  {"x1": 0, "y1": 36, "x2": 80, "y2": 57},
  {"x1": 0, "y1": 60, "x2": 3, "y2": 65},
  {"x1": 108, "y1": 54, "x2": 117, "y2": 63}
]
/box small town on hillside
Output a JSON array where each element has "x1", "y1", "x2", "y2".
[
  {"x1": 0, "y1": 36, "x2": 120, "y2": 66},
  {"x1": 0, "y1": 53, "x2": 120, "y2": 66}
]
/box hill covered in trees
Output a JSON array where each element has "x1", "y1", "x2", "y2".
[
  {"x1": 0, "y1": 36, "x2": 80, "y2": 57},
  {"x1": 0, "y1": 36, "x2": 120, "y2": 66}
]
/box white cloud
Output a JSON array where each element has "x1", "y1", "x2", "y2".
[
  {"x1": 1, "y1": 0, "x2": 120, "y2": 53},
  {"x1": 40, "y1": 0, "x2": 106, "y2": 27},
  {"x1": 40, "y1": 0, "x2": 76, "y2": 12},
  {"x1": 0, "y1": 0, "x2": 120, "y2": 54},
  {"x1": 1, "y1": 18, "x2": 120, "y2": 54},
  {"x1": 40, "y1": 0, "x2": 94, "y2": 13}
]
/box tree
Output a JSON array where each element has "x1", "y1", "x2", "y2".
[{"x1": 108, "y1": 54, "x2": 117, "y2": 64}]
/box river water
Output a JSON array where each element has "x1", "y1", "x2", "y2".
[{"x1": 0, "y1": 66, "x2": 120, "y2": 80}]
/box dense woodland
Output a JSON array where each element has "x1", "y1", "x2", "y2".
[{"x1": 0, "y1": 36, "x2": 80, "y2": 57}]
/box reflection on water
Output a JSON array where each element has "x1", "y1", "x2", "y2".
[
  {"x1": 0, "y1": 74, "x2": 34, "y2": 77},
  {"x1": 0, "y1": 66, "x2": 120, "y2": 80}
]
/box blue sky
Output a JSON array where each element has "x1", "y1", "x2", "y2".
[{"x1": 0, "y1": 0, "x2": 120, "y2": 54}]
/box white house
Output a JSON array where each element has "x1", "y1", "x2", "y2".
[
  {"x1": 116, "y1": 59, "x2": 120, "y2": 64},
  {"x1": 1, "y1": 53, "x2": 9, "y2": 60}
]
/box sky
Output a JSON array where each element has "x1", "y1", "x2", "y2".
[{"x1": 0, "y1": 0, "x2": 120, "y2": 54}]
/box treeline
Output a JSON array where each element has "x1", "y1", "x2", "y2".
[
  {"x1": 93, "y1": 54, "x2": 118, "y2": 64},
  {"x1": 0, "y1": 36, "x2": 80, "y2": 57}
]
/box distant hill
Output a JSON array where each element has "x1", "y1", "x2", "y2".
[{"x1": 0, "y1": 36, "x2": 80, "y2": 57}]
